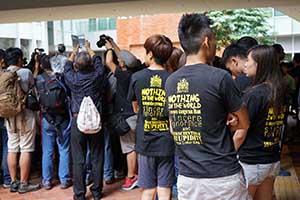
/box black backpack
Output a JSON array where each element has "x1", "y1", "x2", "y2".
[{"x1": 37, "y1": 72, "x2": 68, "y2": 115}]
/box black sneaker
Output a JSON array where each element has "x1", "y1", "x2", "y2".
[
  {"x1": 18, "y1": 182, "x2": 40, "y2": 194},
  {"x1": 10, "y1": 181, "x2": 19, "y2": 193},
  {"x1": 73, "y1": 195, "x2": 87, "y2": 200},
  {"x1": 42, "y1": 181, "x2": 52, "y2": 190},
  {"x1": 92, "y1": 192, "x2": 104, "y2": 200},
  {"x1": 105, "y1": 178, "x2": 114, "y2": 185}
]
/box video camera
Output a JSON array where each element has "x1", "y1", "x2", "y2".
[
  {"x1": 96, "y1": 34, "x2": 111, "y2": 48},
  {"x1": 26, "y1": 48, "x2": 45, "y2": 73}
]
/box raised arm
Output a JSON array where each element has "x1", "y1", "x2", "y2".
[{"x1": 104, "y1": 39, "x2": 117, "y2": 73}]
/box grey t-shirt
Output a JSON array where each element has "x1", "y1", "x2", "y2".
[{"x1": 7, "y1": 65, "x2": 34, "y2": 93}]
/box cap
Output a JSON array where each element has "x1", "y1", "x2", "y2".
[{"x1": 120, "y1": 50, "x2": 139, "y2": 69}]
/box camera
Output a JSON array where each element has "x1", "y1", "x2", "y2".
[
  {"x1": 26, "y1": 48, "x2": 45, "y2": 73},
  {"x1": 96, "y1": 34, "x2": 111, "y2": 48},
  {"x1": 33, "y1": 48, "x2": 45, "y2": 58}
]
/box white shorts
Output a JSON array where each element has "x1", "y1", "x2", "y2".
[
  {"x1": 6, "y1": 109, "x2": 37, "y2": 153},
  {"x1": 177, "y1": 171, "x2": 251, "y2": 200},
  {"x1": 240, "y1": 161, "x2": 280, "y2": 186}
]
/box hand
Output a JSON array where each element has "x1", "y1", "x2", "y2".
[
  {"x1": 227, "y1": 113, "x2": 238, "y2": 127},
  {"x1": 85, "y1": 40, "x2": 91, "y2": 50},
  {"x1": 73, "y1": 45, "x2": 80, "y2": 55},
  {"x1": 105, "y1": 40, "x2": 113, "y2": 49}
]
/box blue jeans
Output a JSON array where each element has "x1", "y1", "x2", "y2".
[
  {"x1": 103, "y1": 125, "x2": 113, "y2": 181},
  {"x1": 1, "y1": 125, "x2": 11, "y2": 185},
  {"x1": 42, "y1": 117, "x2": 71, "y2": 184},
  {"x1": 85, "y1": 125, "x2": 113, "y2": 181}
]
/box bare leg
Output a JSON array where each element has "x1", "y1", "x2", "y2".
[
  {"x1": 248, "y1": 185, "x2": 258, "y2": 199},
  {"x1": 157, "y1": 187, "x2": 171, "y2": 200},
  {"x1": 127, "y1": 151, "x2": 137, "y2": 177},
  {"x1": 141, "y1": 188, "x2": 156, "y2": 200},
  {"x1": 254, "y1": 177, "x2": 275, "y2": 200},
  {"x1": 7, "y1": 152, "x2": 18, "y2": 182},
  {"x1": 19, "y1": 152, "x2": 31, "y2": 183}
]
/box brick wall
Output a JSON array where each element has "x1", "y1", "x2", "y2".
[
  {"x1": 117, "y1": 13, "x2": 182, "y2": 61},
  {"x1": 116, "y1": 13, "x2": 224, "y2": 61}
]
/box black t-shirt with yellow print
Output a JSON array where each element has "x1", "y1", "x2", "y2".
[
  {"x1": 165, "y1": 63, "x2": 243, "y2": 178},
  {"x1": 238, "y1": 83, "x2": 286, "y2": 164},
  {"x1": 128, "y1": 68, "x2": 175, "y2": 157}
]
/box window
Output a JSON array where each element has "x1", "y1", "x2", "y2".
[
  {"x1": 89, "y1": 18, "x2": 97, "y2": 32},
  {"x1": 108, "y1": 17, "x2": 117, "y2": 30},
  {"x1": 274, "y1": 9, "x2": 285, "y2": 17},
  {"x1": 20, "y1": 39, "x2": 31, "y2": 59},
  {"x1": 0, "y1": 38, "x2": 15, "y2": 49},
  {"x1": 98, "y1": 18, "x2": 108, "y2": 30}
]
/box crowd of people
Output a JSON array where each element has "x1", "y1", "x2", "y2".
[{"x1": 0, "y1": 13, "x2": 300, "y2": 200}]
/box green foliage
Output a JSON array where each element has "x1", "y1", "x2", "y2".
[{"x1": 207, "y1": 8, "x2": 274, "y2": 48}]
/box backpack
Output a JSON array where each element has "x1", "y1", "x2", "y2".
[
  {"x1": 37, "y1": 72, "x2": 68, "y2": 115},
  {"x1": 0, "y1": 68, "x2": 26, "y2": 118},
  {"x1": 77, "y1": 96, "x2": 102, "y2": 134}
]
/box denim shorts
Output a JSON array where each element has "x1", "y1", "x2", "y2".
[{"x1": 240, "y1": 161, "x2": 280, "y2": 185}]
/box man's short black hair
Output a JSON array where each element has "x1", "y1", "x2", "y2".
[
  {"x1": 272, "y1": 44, "x2": 284, "y2": 54},
  {"x1": 221, "y1": 43, "x2": 247, "y2": 65},
  {"x1": 0, "y1": 49, "x2": 6, "y2": 60},
  {"x1": 293, "y1": 53, "x2": 300, "y2": 64},
  {"x1": 236, "y1": 36, "x2": 258, "y2": 52},
  {"x1": 5, "y1": 47, "x2": 23, "y2": 66},
  {"x1": 178, "y1": 13, "x2": 213, "y2": 55},
  {"x1": 40, "y1": 54, "x2": 51, "y2": 70}
]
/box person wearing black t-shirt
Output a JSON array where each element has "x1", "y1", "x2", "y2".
[
  {"x1": 105, "y1": 39, "x2": 140, "y2": 191},
  {"x1": 165, "y1": 13, "x2": 251, "y2": 200},
  {"x1": 128, "y1": 34, "x2": 175, "y2": 200},
  {"x1": 238, "y1": 45, "x2": 287, "y2": 200},
  {"x1": 221, "y1": 37, "x2": 258, "y2": 92}
]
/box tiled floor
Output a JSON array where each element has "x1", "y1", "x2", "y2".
[
  {"x1": 0, "y1": 178, "x2": 142, "y2": 200},
  {"x1": 1, "y1": 137, "x2": 300, "y2": 199}
]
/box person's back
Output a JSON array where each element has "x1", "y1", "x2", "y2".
[
  {"x1": 6, "y1": 66, "x2": 34, "y2": 93},
  {"x1": 167, "y1": 63, "x2": 241, "y2": 177},
  {"x1": 64, "y1": 52, "x2": 104, "y2": 114},
  {"x1": 165, "y1": 13, "x2": 250, "y2": 200},
  {"x1": 64, "y1": 41, "x2": 105, "y2": 200},
  {"x1": 50, "y1": 44, "x2": 68, "y2": 74},
  {"x1": 50, "y1": 54, "x2": 68, "y2": 74},
  {"x1": 4, "y1": 47, "x2": 40, "y2": 194},
  {"x1": 35, "y1": 54, "x2": 72, "y2": 190}
]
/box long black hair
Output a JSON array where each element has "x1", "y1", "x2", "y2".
[{"x1": 248, "y1": 45, "x2": 285, "y2": 112}]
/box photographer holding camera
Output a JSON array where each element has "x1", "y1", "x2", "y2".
[
  {"x1": 27, "y1": 48, "x2": 45, "y2": 75},
  {"x1": 104, "y1": 36, "x2": 140, "y2": 191},
  {"x1": 64, "y1": 40, "x2": 105, "y2": 200}
]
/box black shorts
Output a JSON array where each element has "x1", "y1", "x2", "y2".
[{"x1": 138, "y1": 154, "x2": 176, "y2": 189}]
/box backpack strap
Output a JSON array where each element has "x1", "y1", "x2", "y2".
[
  {"x1": 9, "y1": 66, "x2": 21, "y2": 73},
  {"x1": 41, "y1": 72, "x2": 51, "y2": 84}
]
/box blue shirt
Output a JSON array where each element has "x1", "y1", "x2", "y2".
[{"x1": 64, "y1": 55, "x2": 105, "y2": 113}]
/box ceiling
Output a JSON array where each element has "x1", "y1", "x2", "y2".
[{"x1": 0, "y1": 0, "x2": 299, "y2": 23}]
